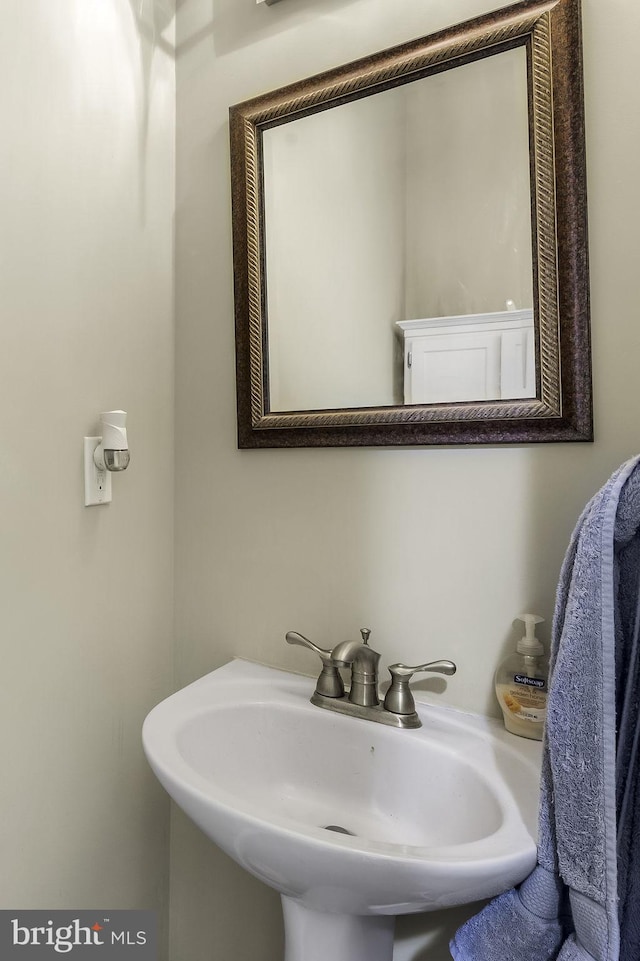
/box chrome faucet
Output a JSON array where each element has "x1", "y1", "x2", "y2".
[{"x1": 285, "y1": 628, "x2": 456, "y2": 729}]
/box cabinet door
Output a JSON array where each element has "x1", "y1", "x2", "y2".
[
  {"x1": 500, "y1": 327, "x2": 536, "y2": 399},
  {"x1": 406, "y1": 331, "x2": 502, "y2": 404}
]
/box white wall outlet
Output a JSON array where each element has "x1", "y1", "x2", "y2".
[{"x1": 84, "y1": 436, "x2": 112, "y2": 506}]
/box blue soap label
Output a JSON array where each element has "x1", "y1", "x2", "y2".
[{"x1": 513, "y1": 674, "x2": 546, "y2": 690}]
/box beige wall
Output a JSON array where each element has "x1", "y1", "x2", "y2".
[
  {"x1": 174, "y1": 0, "x2": 640, "y2": 959},
  {"x1": 265, "y1": 91, "x2": 406, "y2": 411},
  {"x1": 0, "y1": 3, "x2": 175, "y2": 959},
  {"x1": 404, "y1": 47, "x2": 533, "y2": 318}
]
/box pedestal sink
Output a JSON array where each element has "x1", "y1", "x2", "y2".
[{"x1": 143, "y1": 659, "x2": 541, "y2": 961}]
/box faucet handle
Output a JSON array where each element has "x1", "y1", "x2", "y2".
[
  {"x1": 285, "y1": 632, "x2": 345, "y2": 698},
  {"x1": 384, "y1": 660, "x2": 457, "y2": 715},
  {"x1": 286, "y1": 631, "x2": 333, "y2": 659}
]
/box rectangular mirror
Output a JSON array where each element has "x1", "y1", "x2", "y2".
[{"x1": 230, "y1": 0, "x2": 592, "y2": 448}]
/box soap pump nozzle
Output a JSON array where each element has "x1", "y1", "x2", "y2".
[{"x1": 516, "y1": 613, "x2": 544, "y2": 656}]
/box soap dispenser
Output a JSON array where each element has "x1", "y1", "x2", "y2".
[{"x1": 495, "y1": 614, "x2": 548, "y2": 740}]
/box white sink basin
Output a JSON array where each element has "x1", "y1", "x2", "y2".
[{"x1": 143, "y1": 659, "x2": 541, "y2": 961}]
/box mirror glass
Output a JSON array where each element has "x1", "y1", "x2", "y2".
[
  {"x1": 264, "y1": 48, "x2": 533, "y2": 413},
  {"x1": 230, "y1": 0, "x2": 592, "y2": 447}
]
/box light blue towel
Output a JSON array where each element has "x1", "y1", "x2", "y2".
[{"x1": 450, "y1": 455, "x2": 640, "y2": 961}]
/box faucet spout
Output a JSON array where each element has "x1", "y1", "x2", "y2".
[
  {"x1": 331, "y1": 638, "x2": 369, "y2": 666},
  {"x1": 332, "y1": 634, "x2": 381, "y2": 708}
]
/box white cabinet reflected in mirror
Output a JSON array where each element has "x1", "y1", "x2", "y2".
[
  {"x1": 230, "y1": 0, "x2": 592, "y2": 447},
  {"x1": 398, "y1": 308, "x2": 535, "y2": 406}
]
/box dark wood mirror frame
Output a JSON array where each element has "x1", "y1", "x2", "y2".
[{"x1": 230, "y1": 0, "x2": 591, "y2": 449}]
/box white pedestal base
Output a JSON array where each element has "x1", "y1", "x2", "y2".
[{"x1": 281, "y1": 896, "x2": 396, "y2": 961}]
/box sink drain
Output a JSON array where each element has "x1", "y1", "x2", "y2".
[{"x1": 323, "y1": 824, "x2": 356, "y2": 836}]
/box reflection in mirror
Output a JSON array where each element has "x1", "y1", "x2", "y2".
[
  {"x1": 264, "y1": 48, "x2": 533, "y2": 413},
  {"x1": 230, "y1": 0, "x2": 592, "y2": 447},
  {"x1": 397, "y1": 308, "x2": 535, "y2": 405}
]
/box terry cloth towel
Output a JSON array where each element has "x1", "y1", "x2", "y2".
[{"x1": 450, "y1": 454, "x2": 640, "y2": 961}]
